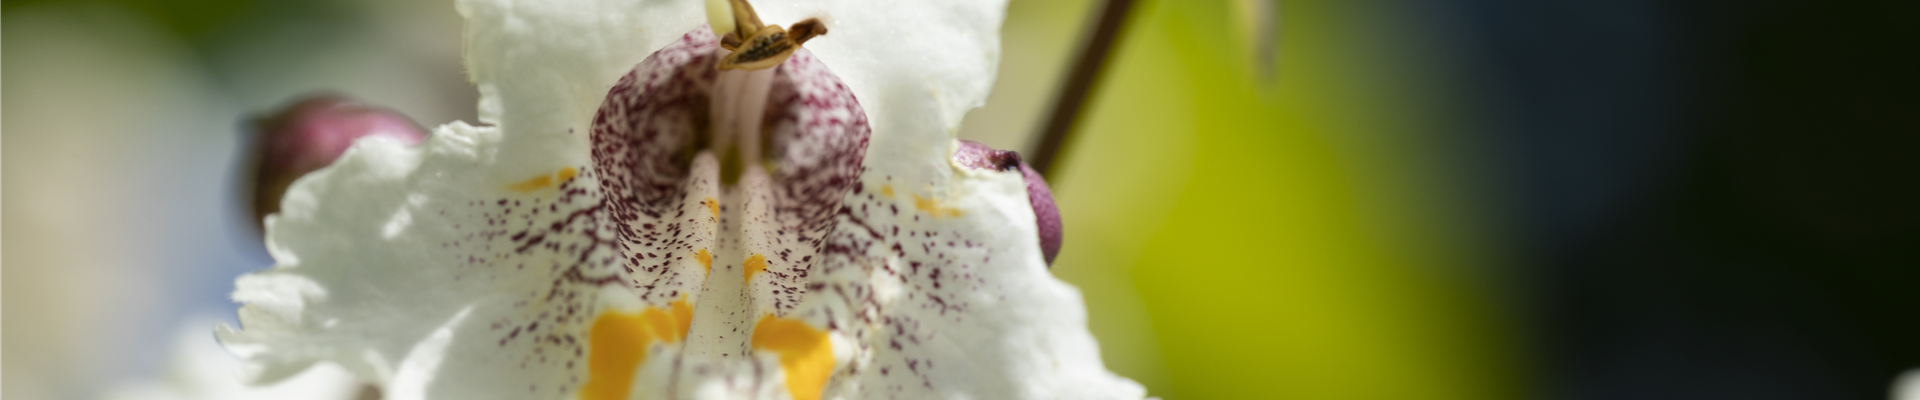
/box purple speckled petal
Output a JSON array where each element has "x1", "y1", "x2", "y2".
[
  {"x1": 792, "y1": 149, "x2": 1135, "y2": 398},
  {"x1": 586, "y1": 27, "x2": 873, "y2": 397}
]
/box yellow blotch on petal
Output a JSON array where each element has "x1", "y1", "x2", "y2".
[
  {"x1": 578, "y1": 297, "x2": 695, "y2": 400},
  {"x1": 878, "y1": 184, "x2": 895, "y2": 198},
  {"x1": 507, "y1": 167, "x2": 579, "y2": 193},
  {"x1": 702, "y1": 197, "x2": 720, "y2": 219},
  {"x1": 912, "y1": 194, "x2": 964, "y2": 218},
  {"x1": 696, "y1": 248, "x2": 714, "y2": 275},
  {"x1": 751, "y1": 314, "x2": 835, "y2": 400},
  {"x1": 671, "y1": 299, "x2": 694, "y2": 336},
  {"x1": 743, "y1": 253, "x2": 767, "y2": 283}
]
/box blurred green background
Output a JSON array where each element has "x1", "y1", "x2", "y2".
[
  {"x1": 4, "y1": 0, "x2": 1915, "y2": 399},
  {"x1": 1006, "y1": 1, "x2": 1516, "y2": 399}
]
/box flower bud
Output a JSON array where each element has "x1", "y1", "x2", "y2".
[
  {"x1": 246, "y1": 94, "x2": 426, "y2": 230},
  {"x1": 953, "y1": 140, "x2": 1063, "y2": 265}
]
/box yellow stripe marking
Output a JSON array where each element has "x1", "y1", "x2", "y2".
[
  {"x1": 507, "y1": 167, "x2": 579, "y2": 193},
  {"x1": 912, "y1": 194, "x2": 964, "y2": 218}
]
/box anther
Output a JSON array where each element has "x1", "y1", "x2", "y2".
[{"x1": 712, "y1": 0, "x2": 826, "y2": 71}]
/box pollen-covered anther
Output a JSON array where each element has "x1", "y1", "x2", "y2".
[
  {"x1": 718, "y1": 21, "x2": 827, "y2": 70},
  {"x1": 787, "y1": 18, "x2": 827, "y2": 45},
  {"x1": 715, "y1": 0, "x2": 827, "y2": 70}
]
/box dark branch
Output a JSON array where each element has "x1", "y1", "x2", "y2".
[{"x1": 1026, "y1": 0, "x2": 1139, "y2": 179}]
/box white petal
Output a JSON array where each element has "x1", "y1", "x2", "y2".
[
  {"x1": 800, "y1": 157, "x2": 1146, "y2": 399},
  {"x1": 747, "y1": 0, "x2": 1007, "y2": 192},
  {"x1": 458, "y1": 0, "x2": 704, "y2": 178},
  {"x1": 219, "y1": 124, "x2": 671, "y2": 398}
]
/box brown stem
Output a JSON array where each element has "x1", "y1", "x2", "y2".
[{"x1": 1026, "y1": 0, "x2": 1139, "y2": 179}]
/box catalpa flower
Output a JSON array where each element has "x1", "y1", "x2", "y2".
[{"x1": 216, "y1": 0, "x2": 1142, "y2": 399}]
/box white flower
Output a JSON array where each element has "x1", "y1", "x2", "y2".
[{"x1": 216, "y1": 0, "x2": 1145, "y2": 399}]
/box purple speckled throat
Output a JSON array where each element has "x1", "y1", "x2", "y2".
[{"x1": 588, "y1": 27, "x2": 870, "y2": 306}]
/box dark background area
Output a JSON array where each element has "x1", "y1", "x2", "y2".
[{"x1": 1440, "y1": 0, "x2": 1918, "y2": 398}]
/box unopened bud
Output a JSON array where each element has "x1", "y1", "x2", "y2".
[
  {"x1": 953, "y1": 140, "x2": 1063, "y2": 266},
  {"x1": 245, "y1": 94, "x2": 426, "y2": 231}
]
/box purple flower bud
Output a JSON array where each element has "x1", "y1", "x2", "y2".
[
  {"x1": 953, "y1": 140, "x2": 1063, "y2": 266},
  {"x1": 246, "y1": 94, "x2": 426, "y2": 230}
]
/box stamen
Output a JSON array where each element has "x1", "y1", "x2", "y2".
[
  {"x1": 718, "y1": 25, "x2": 796, "y2": 70},
  {"x1": 727, "y1": 0, "x2": 764, "y2": 39},
  {"x1": 704, "y1": 0, "x2": 735, "y2": 40},
  {"x1": 735, "y1": 68, "x2": 775, "y2": 164},
  {"x1": 707, "y1": 0, "x2": 825, "y2": 180},
  {"x1": 708, "y1": 70, "x2": 742, "y2": 181},
  {"x1": 710, "y1": 0, "x2": 826, "y2": 71},
  {"x1": 708, "y1": 67, "x2": 776, "y2": 183},
  {"x1": 788, "y1": 19, "x2": 827, "y2": 45}
]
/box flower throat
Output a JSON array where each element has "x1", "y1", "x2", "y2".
[{"x1": 705, "y1": 0, "x2": 827, "y2": 184}]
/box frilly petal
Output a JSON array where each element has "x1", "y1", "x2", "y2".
[
  {"x1": 218, "y1": 124, "x2": 631, "y2": 398},
  {"x1": 746, "y1": 0, "x2": 1006, "y2": 190},
  {"x1": 106, "y1": 318, "x2": 363, "y2": 400}
]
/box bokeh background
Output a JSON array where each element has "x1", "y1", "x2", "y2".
[{"x1": 4, "y1": 0, "x2": 1915, "y2": 399}]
